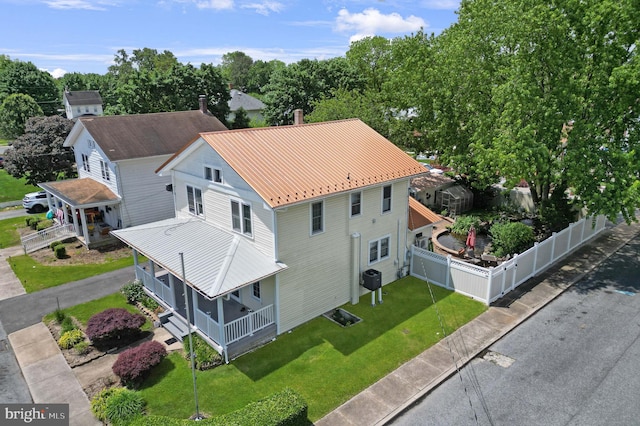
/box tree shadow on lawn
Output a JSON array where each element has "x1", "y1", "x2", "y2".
[{"x1": 234, "y1": 277, "x2": 459, "y2": 381}]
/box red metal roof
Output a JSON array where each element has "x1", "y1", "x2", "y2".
[{"x1": 408, "y1": 197, "x2": 443, "y2": 230}]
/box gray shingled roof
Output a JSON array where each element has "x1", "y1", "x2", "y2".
[
  {"x1": 75, "y1": 111, "x2": 228, "y2": 162},
  {"x1": 228, "y1": 89, "x2": 265, "y2": 112},
  {"x1": 63, "y1": 90, "x2": 103, "y2": 106}
]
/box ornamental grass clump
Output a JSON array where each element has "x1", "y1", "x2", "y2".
[
  {"x1": 86, "y1": 308, "x2": 145, "y2": 347},
  {"x1": 91, "y1": 387, "x2": 145, "y2": 425},
  {"x1": 112, "y1": 340, "x2": 167, "y2": 387}
]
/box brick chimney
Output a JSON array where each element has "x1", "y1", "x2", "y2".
[
  {"x1": 199, "y1": 95, "x2": 208, "y2": 114},
  {"x1": 293, "y1": 109, "x2": 303, "y2": 125}
]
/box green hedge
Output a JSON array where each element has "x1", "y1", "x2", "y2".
[{"x1": 129, "y1": 388, "x2": 308, "y2": 426}]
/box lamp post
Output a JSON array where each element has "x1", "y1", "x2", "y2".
[{"x1": 180, "y1": 252, "x2": 202, "y2": 420}]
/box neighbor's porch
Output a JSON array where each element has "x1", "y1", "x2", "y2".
[{"x1": 134, "y1": 256, "x2": 277, "y2": 361}]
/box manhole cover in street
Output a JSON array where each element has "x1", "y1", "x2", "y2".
[{"x1": 482, "y1": 350, "x2": 515, "y2": 368}]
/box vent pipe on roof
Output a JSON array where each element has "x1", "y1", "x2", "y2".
[
  {"x1": 199, "y1": 95, "x2": 208, "y2": 114},
  {"x1": 293, "y1": 109, "x2": 304, "y2": 125}
]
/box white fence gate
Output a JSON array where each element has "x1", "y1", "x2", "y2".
[{"x1": 410, "y1": 215, "x2": 607, "y2": 304}]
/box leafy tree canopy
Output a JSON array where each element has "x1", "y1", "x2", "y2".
[
  {"x1": 231, "y1": 107, "x2": 251, "y2": 129},
  {"x1": 406, "y1": 0, "x2": 640, "y2": 223},
  {"x1": 0, "y1": 59, "x2": 60, "y2": 115},
  {"x1": 4, "y1": 115, "x2": 75, "y2": 186},
  {"x1": 220, "y1": 51, "x2": 253, "y2": 90},
  {"x1": 0, "y1": 93, "x2": 43, "y2": 139}
]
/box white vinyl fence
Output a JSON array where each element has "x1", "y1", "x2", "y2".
[{"x1": 410, "y1": 215, "x2": 607, "y2": 304}]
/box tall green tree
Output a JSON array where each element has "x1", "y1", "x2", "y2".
[
  {"x1": 0, "y1": 93, "x2": 44, "y2": 139},
  {"x1": 413, "y1": 0, "x2": 640, "y2": 223},
  {"x1": 231, "y1": 107, "x2": 251, "y2": 129},
  {"x1": 262, "y1": 58, "x2": 363, "y2": 125},
  {"x1": 0, "y1": 59, "x2": 60, "y2": 115},
  {"x1": 4, "y1": 116, "x2": 75, "y2": 186},
  {"x1": 246, "y1": 59, "x2": 285, "y2": 93},
  {"x1": 220, "y1": 51, "x2": 253, "y2": 90}
]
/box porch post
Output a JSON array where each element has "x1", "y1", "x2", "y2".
[
  {"x1": 217, "y1": 297, "x2": 226, "y2": 349},
  {"x1": 132, "y1": 250, "x2": 140, "y2": 280},
  {"x1": 167, "y1": 274, "x2": 175, "y2": 307},
  {"x1": 79, "y1": 207, "x2": 90, "y2": 247}
]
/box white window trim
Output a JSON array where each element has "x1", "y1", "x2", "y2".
[
  {"x1": 350, "y1": 191, "x2": 362, "y2": 218},
  {"x1": 310, "y1": 200, "x2": 324, "y2": 235},
  {"x1": 252, "y1": 281, "x2": 261, "y2": 301},
  {"x1": 204, "y1": 165, "x2": 223, "y2": 184},
  {"x1": 230, "y1": 289, "x2": 241, "y2": 302},
  {"x1": 187, "y1": 185, "x2": 204, "y2": 216},
  {"x1": 381, "y1": 184, "x2": 392, "y2": 214},
  {"x1": 368, "y1": 234, "x2": 391, "y2": 265},
  {"x1": 100, "y1": 160, "x2": 110, "y2": 181},
  {"x1": 231, "y1": 199, "x2": 253, "y2": 237}
]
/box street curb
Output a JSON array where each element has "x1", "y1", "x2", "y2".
[{"x1": 376, "y1": 220, "x2": 640, "y2": 425}]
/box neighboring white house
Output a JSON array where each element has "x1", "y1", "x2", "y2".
[
  {"x1": 407, "y1": 197, "x2": 446, "y2": 250},
  {"x1": 39, "y1": 97, "x2": 227, "y2": 248},
  {"x1": 63, "y1": 90, "x2": 104, "y2": 119},
  {"x1": 227, "y1": 89, "x2": 265, "y2": 122},
  {"x1": 112, "y1": 116, "x2": 427, "y2": 360}
]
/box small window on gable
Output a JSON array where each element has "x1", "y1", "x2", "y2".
[
  {"x1": 382, "y1": 185, "x2": 392, "y2": 213},
  {"x1": 252, "y1": 281, "x2": 261, "y2": 300},
  {"x1": 350, "y1": 192, "x2": 362, "y2": 217},
  {"x1": 205, "y1": 166, "x2": 223, "y2": 183},
  {"x1": 311, "y1": 201, "x2": 324, "y2": 235}
]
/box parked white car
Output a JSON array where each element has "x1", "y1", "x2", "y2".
[{"x1": 22, "y1": 191, "x2": 49, "y2": 213}]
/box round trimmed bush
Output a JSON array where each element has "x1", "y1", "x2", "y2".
[
  {"x1": 489, "y1": 221, "x2": 535, "y2": 257},
  {"x1": 121, "y1": 280, "x2": 145, "y2": 304},
  {"x1": 112, "y1": 340, "x2": 167, "y2": 386},
  {"x1": 58, "y1": 329, "x2": 85, "y2": 349},
  {"x1": 86, "y1": 308, "x2": 146, "y2": 345}
]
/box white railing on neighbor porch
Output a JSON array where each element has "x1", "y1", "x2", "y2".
[
  {"x1": 21, "y1": 223, "x2": 76, "y2": 254},
  {"x1": 410, "y1": 215, "x2": 608, "y2": 304},
  {"x1": 225, "y1": 305, "x2": 275, "y2": 345},
  {"x1": 195, "y1": 309, "x2": 221, "y2": 343}
]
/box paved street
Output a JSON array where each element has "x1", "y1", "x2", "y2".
[{"x1": 391, "y1": 232, "x2": 640, "y2": 426}]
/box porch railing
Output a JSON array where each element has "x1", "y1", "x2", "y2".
[
  {"x1": 225, "y1": 304, "x2": 274, "y2": 345},
  {"x1": 135, "y1": 265, "x2": 175, "y2": 307},
  {"x1": 21, "y1": 223, "x2": 76, "y2": 254},
  {"x1": 195, "y1": 309, "x2": 221, "y2": 343}
]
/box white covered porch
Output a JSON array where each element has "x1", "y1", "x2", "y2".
[{"x1": 113, "y1": 218, "x2": 287, "y2": 361}]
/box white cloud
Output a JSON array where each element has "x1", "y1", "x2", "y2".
[
  {"x1": 44, "y1": 68, "x2": 68, "y2": 78},
  {"x1": 192, "y1": 0, "x2": 233, "y2": 9},
  {"x1": 240, "y1": 1, "x2": 283, "y2": 16},
  {"x1": 43, "y1": 0, "x2": 120, "y2": 10},
  {"x1": 335, "y1": 8, "x2": 426, "y2": 38}
]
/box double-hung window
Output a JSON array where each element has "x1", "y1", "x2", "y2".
[
  {"x1": 231, "y1": 200, "x2": 252, "y2": 236},
  {"x1": 350, "y1": 192, "x2": 362, "y2": 217},
  {"x1": 187, "y1": 185, "x2": 203, "y2": 216},
  {"x1": 311, "y1": 201, "x2": 324, "y2": 234},
  {"x1": 252, "y1": 282, "x2": 261, "y2": 300},
  {"x1": 100, "y1": 160, "x2": 110, "y2": 181},
  {"x1": 382, "y1": 185, "x2": 392, "y2": 213},
  {"x1": 369, "y1": 236, "x2": 390, "y2": 264},
  {"x1": 81, "y1": 154, "x2": 90, "y2": 172}
]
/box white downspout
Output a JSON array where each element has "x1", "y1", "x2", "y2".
[{"x1": 351, "y1": 232, "x2": 361, "y2": 304}]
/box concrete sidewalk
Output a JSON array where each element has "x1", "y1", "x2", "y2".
[
  {"x1": 0, "y1": 245, "x2": 26, "y2": 300},
  {"x1": 316, "y1": 219, "x2": 640, "y2": 426}
]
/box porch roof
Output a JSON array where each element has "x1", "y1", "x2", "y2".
[
  {"x1": 111, "y1": 218, "x2": 287, "y2": 299},
  {"x1": 39, "y1": 178, "x2": 121, "y2": 208}
]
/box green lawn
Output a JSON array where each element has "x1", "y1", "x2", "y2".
[
  {"x1": 0, "y1": 216, "x2": 31, "y2": 248},
  {"x1": 137, "y1": 276, "x2": 486, "y2": 422},
  {"x1": 8, "y1": 254, "x2": 137, "y2": 293},
  {"x1": 0, "y1": 169, "x2": 40, "y2": 203},
  {"x1": 44, "y1": 292, "x2": 153, "y2": 331}
]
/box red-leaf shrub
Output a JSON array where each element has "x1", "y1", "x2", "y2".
[
  {"x1": 112, "y1": 340, "x2": 167, "y2": 386},
  {"x1": 85, "y1": 308, "x2": 145, "y2": 345}
]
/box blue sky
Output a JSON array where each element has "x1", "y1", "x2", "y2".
[{"x1": 2, "y1": 0, "x2": 461, "y2": 78}]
